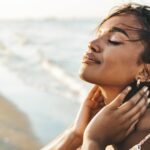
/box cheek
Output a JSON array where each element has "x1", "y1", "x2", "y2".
[
  {"x1": 103, "y1": 49, "x2": 139, "y2": 75},
  {"x1": 104, "y1": 46, "x2": 140, "y2": 66},
  {"x1": 103, "y1": 50, "x2": 122, "y2": 67}
]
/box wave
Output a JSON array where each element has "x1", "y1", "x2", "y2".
[{"x1": 41, "y1": 59, "x2": 87, "y2": 102}]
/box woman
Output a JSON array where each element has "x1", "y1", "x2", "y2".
[
  {"x1": 42, "y1": 3, "x2": 150, "y2": 150},
  {"x1": 80, "y1": 3, "x2": 150, "y2": 149},
  {"x1": 42, "y1": 85, "x2": 149, "y2": 150}
]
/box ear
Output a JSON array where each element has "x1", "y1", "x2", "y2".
[{"x1": 135, "y1": 64, "x2": 150, "y2": 82}]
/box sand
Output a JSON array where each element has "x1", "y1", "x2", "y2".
[{"x1": 0, "y1": 95, "x2": 41, "y2": 150}]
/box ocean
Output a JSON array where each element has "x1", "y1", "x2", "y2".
[{"x1": 0, "y1": 18, "x2": 100, "y2": 147}]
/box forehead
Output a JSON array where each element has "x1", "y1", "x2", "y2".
[{"x1": 99, "y1": 14, "x2": 142, "y2": 39}]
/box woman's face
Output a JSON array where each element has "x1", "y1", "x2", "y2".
[{"x1": 79, "y1": 14, "x2": 145, "y2": 87}]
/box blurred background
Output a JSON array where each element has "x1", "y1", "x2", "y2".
[{"x1": 0, "y1": 0, "x2": 149, "y2": 149}]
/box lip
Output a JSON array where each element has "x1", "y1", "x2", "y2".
[{"x1": 82, "y1": 53, "x2": 101, "y2": 64}]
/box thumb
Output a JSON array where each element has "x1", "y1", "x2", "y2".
[{"x1": 109, "y1": 86, "x2": 132, "y2": 108}]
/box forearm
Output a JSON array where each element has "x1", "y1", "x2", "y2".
[
  {"x1": 41, "y1": 128, "x2": 82, "y2": 150},
  {"x1": 81, "y1": 138, "x2": 105, "y2": 150}
]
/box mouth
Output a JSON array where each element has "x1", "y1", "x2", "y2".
[{"x1": 82, "y1": 53, "x2": 101, "y2": 64}]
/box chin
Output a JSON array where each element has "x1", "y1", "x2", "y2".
[
  {"x1": 79, "y1": 65, "x2": 88, "y2": 79},
  {"x1": 78, "y1": 68, "x2": 97, "y2": 84},
  {"x1": 79, "y1": 75, "x2": 95, "y2": 84}
]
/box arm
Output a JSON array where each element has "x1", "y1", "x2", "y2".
[
  {"x1": 41, "y1": 127, "x2": 82, "y2": 150},
  {"x1": 41, "y1": 85, "x2": 104, "y2": 150},
  {"x1": 42, "y1": 86, "x2": 149, "y2": 150},
  {"x1": 81, "y1": 86, "x2": 149, "y2": 150},
  {"x1": 81, "y1": 139, "x2": 105, "y2": 150}
]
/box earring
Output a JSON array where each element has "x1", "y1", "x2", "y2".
[{"x1": 137, "y1": 78, "x2": 141, "y2": 88}]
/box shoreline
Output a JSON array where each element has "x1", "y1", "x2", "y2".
[{"x1": 0, "y1": 95, "x2": 41, "y2": 150}]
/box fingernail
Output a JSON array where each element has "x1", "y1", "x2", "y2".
[
  {"x1": 146, "y1": 90, "x2": 149, "y2": 96},
  {"x1": 127, "y1": 86, "x2": 132, "y2": 91},
  {"x1": 143, "y1": 86, "x2": 148, "y2": 92},
  {"x1": 148, "y1": 98, "x2": 150, "y2": 104}
]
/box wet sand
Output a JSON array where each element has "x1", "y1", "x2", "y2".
[{"x1": 0, "y1": 95, "x2": 41, "y2": 150}]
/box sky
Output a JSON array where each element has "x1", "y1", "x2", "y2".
[{"x1": 0, "y1": 0, "x2": 150, "y2": 20}]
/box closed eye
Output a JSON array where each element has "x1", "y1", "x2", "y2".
[{"x1": 108, "y1": 39, "x2": 123, "y2": 45}]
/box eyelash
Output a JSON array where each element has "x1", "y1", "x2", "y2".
[{"x1": 108, "y1": 39, "x2": 123, "y2": 46}]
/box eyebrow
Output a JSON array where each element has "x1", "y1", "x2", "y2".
[{"x1": 109, "y1": 27, "x2": 129, "y2": 38}]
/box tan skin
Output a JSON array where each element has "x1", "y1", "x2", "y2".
[
  {"x1": 81, "y1": 86, "x2": 149, "y2": 150},
  {"x1": 79, "y1": 14, "x2": 150, "y2": 149},
  {"x1": 42, "y1": 14, "x2": 150, "y2": 150},
  {"x1": 41, "y1": 85, "x2": 149, "y2": 150}
]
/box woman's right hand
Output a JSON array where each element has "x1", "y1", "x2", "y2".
[
  {"x1": 72, "y1": 85, "x2": 105, "y2": 139},
  {"x1": 82, "y1": 86, "x2": 150, "y2": 149}
]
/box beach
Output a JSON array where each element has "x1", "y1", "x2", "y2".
[
  {"x1": 0, "y1": 19, "x2": 99, "y2": 149},
  {"x1": 0, "y1": 95, "x2": 41, "y2": 150}
]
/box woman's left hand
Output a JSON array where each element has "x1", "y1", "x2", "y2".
[
  {"x1": 72, "y1": 85, "x2": 105, "y2": 139},
  {"x1": 82, "y1": 86, "x2": 149, "y2": 148}
]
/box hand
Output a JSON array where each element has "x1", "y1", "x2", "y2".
[
  {"x1": 83, "y1": 86, "x2": 149, "y2": 147},
  {"x1": 41, "y1": 85, "x2": 104, "y2": 150},
  {"x1": 72, "y1": 85, "x2": 105, "y2": 138}
]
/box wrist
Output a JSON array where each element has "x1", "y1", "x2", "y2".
[
  {"x1": 83, "y1": 131, "x2": 107, "y2": 148},
  {"x1": 41, "y1": 127, "x2": 82, "y2": 150},
  {"x1": 82, "y1": 138, "x2": 105, "y2": 150},
  {"x1": 68, "y1": 127, "x2": 83, "y2": 149}
]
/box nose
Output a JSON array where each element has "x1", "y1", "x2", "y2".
[{"x1": 88, "y1": 38, "x2": 103, "y2": 53}]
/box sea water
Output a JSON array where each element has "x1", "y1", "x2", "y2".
[{"x1": 0, "y1": 18, "x2": 99, "y2": 145}]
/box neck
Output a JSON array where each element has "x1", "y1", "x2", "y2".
[{"x1": 98, "y1": 85, "x2": 126, "y2": 105}]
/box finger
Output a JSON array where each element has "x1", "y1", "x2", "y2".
[
  {"x1": 125, "y1": 105, "x2": 146, "y2": 128},
  {"x1": 126, "y1": 98, "x2": 150, "y2": 126},
  {"x1": 130, "y1": 104, "x2": 147, "y2": 123},
  {"x1": 91, "y1": 94, "x2": 104, "y2": 109},
  {"x1": 99, "y1": 100, "x2": 105, "y2": 107},
  {"x1": 87, "y1": 85, "x2": 99, "y2": 100},
  {"x1": 124, "y1": 92, "x2": 148, "y2": 120},
  {"x1": 120, "y1": 87, "x2": 149, "y2": 113},
  {"x1": 91, "y1": 89, "x2": 101, "y2": 102},
  {"x1": 93, "y1": 99, "x2": 105, "y2": 109},
  {"x1": 110, "y1": 86, "x2": 132, "y2": 108},
  {"x1": 85, "y1": 87, "x2": 102, "y2": 108},
  {"x1": 125, "y1": 119, "x2": 139, "y2": 137}
]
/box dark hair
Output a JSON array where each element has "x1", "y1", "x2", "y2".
[
  {"x1": 98, "y1": 3, "x2": 150, "y2": 64},
  {"x1": 98, "y1": 3, "x2": 150, "y2": 102},
  {"x1": 124, "y1": 80, "x2": 150, "y2": 104}
]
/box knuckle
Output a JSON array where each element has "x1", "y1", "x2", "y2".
[
  {"x1": 127, "y1": 100, "x2": 135, "y2": 107},
  {"x1": 103, "y1": 106, "x2": 111, "y2": 114},
  {"x1": 120, "y1": 117, "x2": 126, "y2": 124},
  {"x1": 139, "y1": 90, "x2": 144, "y2": 96},
  {"x1": 136, "y1": 104, "x2": 141, "y2": 111},
  {"x1": 118, "y1": 94, "x2": 125, "y2": 101},
  {"x1": 136, "y1": 112, "x2": 141, "y2": 119},
  {"x1": 133, "y1": 94, "x2": 140, "y2": 101},
  {"x1": 123, "y1": 89, "x2": 128, "y2": 95},
  {"x1": 123, "y1": 124, "x2": 128, "y2": 131},
  {"x1": 122, "y1": 91, "x2": 128, "y2": 97},
  {"x1": 134, "y1": 92, "x2": 144, "y2": 99},
  {"x1": 141, "y1": 96, "x2": 147, "y2": 103},
  {"x1": 138, "y1": 100, "x2": 145, "y2": 109},
  {"x1": 140, "y1": 106, "x2": 146, "y2": 114},
  {"x1": 137, "y1": 101, "x2": 143, "y2": 109}
]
